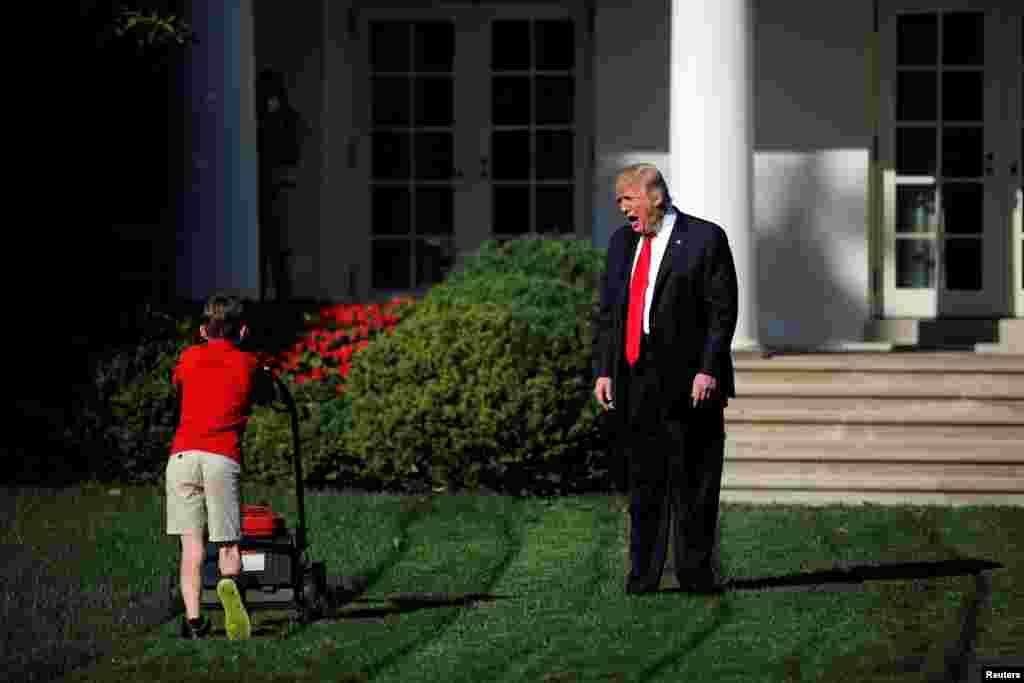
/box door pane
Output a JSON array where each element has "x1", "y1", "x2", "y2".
[
  {"x1": 942, "y1": 182, "x2": 982, "y2": 234},
  {"x1": 897, "y1": 72, "x2": 936, "y2": 121},
  {"x1": 942, "y1": 127, "x2": 983, "y2": 177},
  {"x1": 493, "y1": 186, "x2": 530, "y2": 234},
  {"x1": 416, "y1": 188, "x2": 453, "y2": 235},
  {"x1": 416, "y1": 237, "x2": 455, "y2": 287},
  {"x1": 373, "y1": 187, "x2": 411, "y2": 235},
  {"x1": 372, "y1": 240, "x2": 412, "y2": 290},
  {"x1": 492, "y1": 20, "x2": 530, "y2": 71},
  {"x1": 535, "y1": 131, "x2": 574, "y2": 180},
  {"x1": 942, "y1": 12, "x2": 984, "y2": 66},
  {"x1": 414, "y1": 23, "x2": 454, "y2": 72},
  {"x1": 492, "y1": 131, "x2": 531, "y2": 179},
  {"x1": 372, "y1": 22, "x2": 409, "y2": 72},
  {"x1": 414, "y1": 132, "x2": 454, "y2": 180},
  {"x1": 944, "y1": 238, "x2": 982, "y2": 290},
  {"x1": 896, "y1": 127, "x2": 936, "y2": 174},
  {"x1": 896, "y1": 186, "x2": 936, "y2": 233},
  {"x1": 896, "y1": 239, "x2": 936, "y2": 288},
  {"x1": 898, "y1": 14, "x2": 937, "y2": 66},
  {"x1": 535, "y1": 20, "x2": 574, "y2": 70},
  {"x1": 373, "y1": 77, "x2": 410, "y2": 126},
  {"x1": 535, "y1": 76, "x2": 574, "y2": 125},
  {"x1": 414, "y1": 77, "x2": 453, "y2": 126},
  {"x1": 536, "y1": 187, "x2": 573, "y2": 234},
  {"x1": 493, "y1": 76, "x2": 531, "y2": 125},
  {"x1": 942, "y1": 71, "x2": 983, "y2": 122},
  {"x1": 373, "y1": 132, "x2": 411, "y2": 179}
]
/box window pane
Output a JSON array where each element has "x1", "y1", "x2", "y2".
[
  {"x1": 493, "y1": 186, "x2": 530, "y2": 234},
  {"x1": 535, "y1": 20, "x2": 574, "y2": 70},
  {"x1": 896, "y1": 127, "x2": 936, "y2": 174},
  {"x1": 373, "y1": 77, "x2": 409, "y2": 126},
  {"x1": 373, "y1": 132, "x2": 411, "y2": 180},
  {"x1": 942, "y1": 71, "x2": 983, "y2": 122},
  {"x1": 371, "y1": 22, "x2": 409, "y2": 72},
  {"x1": 492, "y1": 20, "x2": 530, "y2": 71},
  {"x1": 373, "y1": 187, "x2": 410, "y2": 235},
  {"x1": 898, "y1": 14, "x2": 937, "y2": 66},
  {"x1": 536, "y1": 76, "x2": 574, "y2": 125},
  {"x1": 414, "y1": 132, "x2": 454, "y2": 180},
  {"x1": 896, "y1": 186, "x2": 936, "y2": 234},
  {"x1": 372, "y1": 240, "x2": 411, "y2": 290},
  {"x1": 415, "y1": 77, "x2": 453, "y2": 126},
  {"x1": 492, "y1": 130, "x2": 531, "y2": 180},
  {"x1": 536, "y1": 186, "x2": 573, "y2": 234},
  {"x1": 416, "y1": 237, "x2": 455, "y2": 287},
  {"x1": 415, "y1": 187, "x2": 453, "y2": 235},
  {"x1": 943, "y1": 12, "x2": 983, "y2": 66},
  {"x1": 414, "y1": 22, "x2": 454, "y2": 72},
  {"x1": 942, "y1": 127, "x2": 983, "y2": 177},
  {"x1": 536, "y1": 130, "x2": 574, "y2": 180},
  {"x1": 493, "y1": 76, "x2": 531, "y2": 126},
  {"x1": 896, "y1": 239, "x2": 936, "y2": 288},
  {"x1": 942, "y1": 182, "x2": 982, "y2": 235},
  {"x1": 897, "y1": 72, "x2": 936, "y2": 121},
  {"x1": 944, "y1": 238, "x2": 982, "y2": 290}
]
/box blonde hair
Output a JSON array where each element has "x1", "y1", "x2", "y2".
[{"x1": 615, "y1": 163, "x2": 672, "y2": 221}]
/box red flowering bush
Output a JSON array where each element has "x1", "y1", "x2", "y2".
[
  {"x1": 254, "y1": 297, "x2": 415, "y2": 392},
  {"x1": 242, "y1": 296, "x2": 418, "y2": 485}
]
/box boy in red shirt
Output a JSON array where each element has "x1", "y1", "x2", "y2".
[{"x1": 166, "y1": 293, "x2": 273, "y2": 640}]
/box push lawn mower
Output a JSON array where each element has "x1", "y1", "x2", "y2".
[{"x1": 197, "y1": 370, "x2": 330, "y2": 626}]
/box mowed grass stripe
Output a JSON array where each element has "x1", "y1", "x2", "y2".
[{"x1": 375, "y1": 496, "x2": 626, "y2": 683}]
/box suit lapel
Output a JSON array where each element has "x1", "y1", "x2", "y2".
[{"x1": 651, "y1": 210, "x2": 687, "y2": 307}]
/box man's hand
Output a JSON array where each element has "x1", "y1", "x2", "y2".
[
  {"x1": 594, "y1": 377, "x2": 613, "y2": 411},
  {"x1": 691, "y1": 373, "x2": 717, "y2": 407}
]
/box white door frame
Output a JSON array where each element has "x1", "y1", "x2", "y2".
[
  {"x1": 354, "y1": 2, "x2": 592, "y2": 300},
  {"x1": 878, "y1": 0, "x2": 1018, "y2": 318}
]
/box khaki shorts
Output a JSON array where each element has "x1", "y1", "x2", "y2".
[{"x1": 166, "y1": 450, "x2": 241, "y2": 543}]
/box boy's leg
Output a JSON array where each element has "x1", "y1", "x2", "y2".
[
  {"x1": 203, "y1": 453, "x2": 250, "y2": 640},
  {"x1": 180, "y1": 531, "x2": 205, "y2": 619},
  {"x1": 166, "y1": 452, "x2": 207, "y2": 620}
]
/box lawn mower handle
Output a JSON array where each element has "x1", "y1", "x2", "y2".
[{"x1": 267, "y1": 370, "x2": 307, "y2": 555}]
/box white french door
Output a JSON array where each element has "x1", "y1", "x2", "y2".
[
  {"x1": 879, "y1": 1, "x2": 1020, "y2": 318},
  {"x1": 1013, "y1": 11, "x2": 1024, "y2": 316},
  {"x1": 358, "y1": 4, "x2": 589, "y2": 297}
]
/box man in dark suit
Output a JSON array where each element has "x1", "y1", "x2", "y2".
[{"x1": 592, "y1": 163, "x2": 738, "y2": 595}]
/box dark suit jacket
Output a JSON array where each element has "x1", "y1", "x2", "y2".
[{"x1": 592, "y1": 208, "x2": 739, "y2": 418}]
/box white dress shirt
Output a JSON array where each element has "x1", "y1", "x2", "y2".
[{"x1": 629, "y1": 205, "x2": 677, "y2": 335}]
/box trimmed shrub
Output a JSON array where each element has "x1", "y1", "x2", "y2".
[{"x1": 338, "y1": 237, "x2": 617, "y2": 495}]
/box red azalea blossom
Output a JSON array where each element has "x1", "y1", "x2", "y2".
[{"x1": 357, "y1": 340, "x2": 369, "y2": 351}]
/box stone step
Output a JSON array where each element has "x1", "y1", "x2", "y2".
[
  {"x1": 719, "y1": 489, "x2": 1024, "y2": 506},
  {"x1": 721, "y1": 460, "x2": 1024, "y2": 493},
  {"x1": 732, "y1": 351, "x2": 1024, "y2": 373},
  {"x1": 725, "y1": 420, "x2": 1024, "y2": 444},
  {"x1": 734, "y1": 373, "x2": 1024, "y2": 399},
  {"x1": 724, "y1": 396, "x2": 1024, "y2": 425},
  {"x1": 725, "y1": 438, "x2": 1024, "y2": 463}
]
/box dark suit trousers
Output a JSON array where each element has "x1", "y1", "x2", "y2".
[{"x1": 621, "y1": 333, "x2": 725, "y2": 590}]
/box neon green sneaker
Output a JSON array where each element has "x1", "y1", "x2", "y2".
[{"x1": 216, "y1": 577, "x2": 251, "y2": 640}]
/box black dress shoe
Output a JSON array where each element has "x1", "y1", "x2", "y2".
[
  {"x1": 625, "y1": 578, "x2": 658, "y2": 595},
  {"x1": 677, "y1": 570, "x2": 717, "y2": 593}
]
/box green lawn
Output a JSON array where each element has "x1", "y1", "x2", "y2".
[{"x1": 2, "y1": 484, "x2": 1020, "y2": 682}]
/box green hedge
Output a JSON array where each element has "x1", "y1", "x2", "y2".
[{"x1": 336, "y1": 237, "x2": 616, "y2": 494}]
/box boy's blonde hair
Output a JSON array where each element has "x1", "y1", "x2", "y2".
[{"x1": 202, "y1": 292, "x2": 247, "y2": 340}]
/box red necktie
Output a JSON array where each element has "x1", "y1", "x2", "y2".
[{"x1": 626, "y1": 234, "x2": 653, "y2": 366}]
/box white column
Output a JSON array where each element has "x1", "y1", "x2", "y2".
[
  {"x1": 669, "y1": 0, "x2": 757, "y2": 350},
  {"x1": 177, "y1": 0, "x2": 259, "y2": 301}
]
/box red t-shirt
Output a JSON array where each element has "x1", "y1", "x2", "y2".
[{"x1": 170, "y1": 339, "x2": 262, "y2": 464}]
